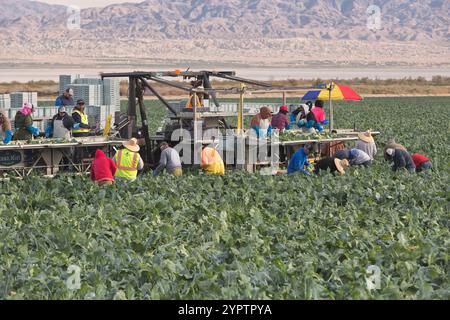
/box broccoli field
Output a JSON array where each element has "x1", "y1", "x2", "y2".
[{"x1": 0, "y1": 97, "x2": 449, "y2": 300}]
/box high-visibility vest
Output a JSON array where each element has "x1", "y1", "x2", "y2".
[
  {"x1": 72, "y1": 110, "x2": 90, "y2": 134},
  {"x1": 114, "y1": 149, "x2": 140, "y2": 180},
  {"x1": 201, "y1": 147, "x2": 225, "y2": 175}
]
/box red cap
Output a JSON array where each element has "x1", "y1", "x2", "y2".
[{"x1": 280, "y1": 105, "x2": 289, "y2": 112}]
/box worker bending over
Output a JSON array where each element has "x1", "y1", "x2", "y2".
[
  {"x1": 287, "y1": 144, "x2": 314, "y2": 175},
  {"x1": 0, "y1": 109, "x2": 13, "y2": 144},
  {"x1": 91, "y1": 149, "x2": 117, "y2": 186},
  {"x1": 201, "y1": 144, "x2": 225, "y2": 175},
  {"x1": 114, "y1": 138, "x2": 144, "y2": 182},
  {"x1": 153, "y1": 142, "x2": 183, "y2": 177},
  {"x1": 385, "y1": 148, "x2": 415, "y2": 173}
]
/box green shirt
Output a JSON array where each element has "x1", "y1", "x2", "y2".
[{"x1": 13, "y1": 112, "x2": 33, "y2": 140}]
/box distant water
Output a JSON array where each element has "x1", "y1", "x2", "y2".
[{"x1": 0, "y1": 66, "x2": 449, "y2": 82}]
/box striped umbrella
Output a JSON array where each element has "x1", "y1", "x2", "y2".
[{"x1": 301, "y1": 82, "x2": 362, "y2": 132}]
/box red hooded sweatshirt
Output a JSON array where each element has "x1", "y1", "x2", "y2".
[{"x1": 91, "y1": 149, "x2": 117, "y2": 182}]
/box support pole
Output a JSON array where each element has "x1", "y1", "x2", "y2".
[
  {"x1": 237, "y1": 83, "x2": 245, "y2": 134},
  {"x1": 329, "y1": 83, "x2": 334, "y2": 133},
  {"x1": 282, "y1": 91, "x2": 287, "y2": 106},
  {"x1": 128, "y1": 77, "x2": 137, "y2": 138},
  {"x1": 136, "y1": 80, "x2": 153, "y2": 165}
]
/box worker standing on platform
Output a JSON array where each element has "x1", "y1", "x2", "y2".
[
  {"x1": 297, "y1": 104, "x2": 324, "y2": 134},
  {"x1": 13, "y1": 103, "x2": 39, "y2": 141},
  {"x1": 114, "y1": 138, "x2": 144, "y2": 182},
  {"x1": 251, "y1": 106, "x2": 273, "y2": 138},
  {"x1": 186, "y1": 80, "x2": 204, "y2": 109},
  {"x1": 55, "y1": 88, "x2": 75, "y2": 107},
  {"x1": 72, "y1": 99, "x2": 90, "y2": 137},
  {"x1": 0, "y1": 109, "x2": 13, "y2": 144},
  {"x1": 201, "y1": 144, "x2": 225, "y2": 175},
  {"x1": 153, "y1": 142, "x2": 183, "y2": 177},
  {"x1": 45, "y1": 106, "x2": 80, "y2": 139},
  {"x1": 311, "y1": 100, "x2": 329, "y2": 126},
  {"x1": 271, "y1": 105, "x2": 291, "y2": 132}
]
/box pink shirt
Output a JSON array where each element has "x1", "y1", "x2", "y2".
[{"x1": 311, "y1": 107, "x2": 326, "y2": 123}]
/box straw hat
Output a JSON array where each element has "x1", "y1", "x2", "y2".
[
  {"x1": 334, "y1": 158, "x2": 349, "y2": 175},
  {"x1": 123, "y1": 138, "x2": 140, "y2": 152},
  {"x1": 358, "y1": 130, "x2": 374, "y2": 143}
]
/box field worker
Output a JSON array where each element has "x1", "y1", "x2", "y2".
[
  {"x1": 13, "y1": 103, "x2": 39, "y2": 140},
  {"x1": 72, "y1": 99, "x2": 90, "y2": 137},
  {"x1": 91, "y1": 149, "x2": 117, "y2": 186},
  {"x1": 385, "y1": 148, "x2": 416, "y2": 173},
  {"x1": 251, "y1": 106, "x2": 273, "y2": 138},
  {"x1": 45, "y1": 106, "x2": 80, "y2": 139},
  {"x1": 297, "y1": 104, "x2": 324, "y2": 134},
  {"x1": 114, "y1": 138, "x2": 144, "y2": 181},
  {"x1": 311, "y1": 100, "x2": 329, "y2": 126},
  {"x1": 314, "y1": 157, "x2": 349, "y2": 175},
  {"x1": 0, "y1": 109, "x2": 13, "y2": 144},
  {"x1": 287, "y1": 144, "x2": 314, "y2": 175},
  {"x1": 201, "y1": 144, "x2": 225, "y2": 175},
  {"x1": 335, "y1": 148, "x2": 372, "y2": 167},
  {"x1": 153, "y1": 142, "x2": 183, "y2": 177},
  {"x1": 356, "y1": 130, "x2": 377, "y2": 160},
  {"x1": 384, "y1": 138, "x2": 407, "y2": 161},
  {"x1": 55, "y1": 88, "x2": 75, "y2": 107},
  {"x1": 271, "y1": 105, "x2": 291, "y2": 132},
  {"x1": 411, "y1": 153, "x2": 432, "y2": 173}
]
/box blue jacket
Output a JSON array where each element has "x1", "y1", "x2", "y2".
[{"x1": 287, "y1": 148, "x2": 310, "y2": 175}]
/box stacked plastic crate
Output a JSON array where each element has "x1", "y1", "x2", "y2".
[
  {"x1": 10, "y1": 92, "x2": 38, "y2": 108},
  {"x1": 0, "y1": 94, "x2": 11, "y2": 110}
]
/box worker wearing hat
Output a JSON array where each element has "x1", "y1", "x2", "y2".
[
  {"x1": 45, "y1": 106, "x2": 80, "y2": 139},
  {"x1": 201, "y1": 142, "x2": 225, "y2": 175},
  {"x1": 295, "y1": 104, "x2": 324, "y2": 134},
  {"x1": 55, "y1": 88, "x2": 75, "y2": 107},
  {"x1": 271, "y1": 105, "x2": 291, "y2": 132},
  {"x1": 314, "y1": 157, "x2": 349, "y2": 175},
  {"x1": 356, "y1": 130, "x2": 377, "y2": 160},
  {"x1": 114, "y1": 138, "x2": 144, "y2": 181},
  {"x1": 0, "y1": 109, "x2": 13, "y2": 144},
  {"x1": 385, "y1": 148, "x2": 415, "y2": 173},
  {"x1": 72, "y1": 99, "x2": 90, "y2": 137},
  {"x1": 251, "y1": 106, "x2": 273, "y2": 138}
]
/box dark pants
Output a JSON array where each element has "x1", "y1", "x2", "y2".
[{"x1": 417, "y1": 161, "x2": 432, "y2": 173}]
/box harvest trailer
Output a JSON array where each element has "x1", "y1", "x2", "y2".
[{"x1": 101, "y1": 70, "x2": 378, "y2": 172}]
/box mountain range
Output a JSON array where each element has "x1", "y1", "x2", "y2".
[{"x1": 0, "y1": 0, "x2": 449, "y2": 67}]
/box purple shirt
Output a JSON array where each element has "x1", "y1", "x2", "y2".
[{"x1": 271, "y1": 112, "x2": 289, "y2": 130}]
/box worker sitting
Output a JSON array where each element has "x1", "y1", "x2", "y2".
[
  {"x1": 153, "y1": 142, "x2": 183, "y2": 177},
  {"x1": 45, "y1": 106, "x2": 80, "y2": 139},
  {"x1": 411, "y1": 153, "x2": 432, "y2": 173},
  {"x1": 72, "y1": 99, "x2": 90, "y2": 137},
  {"x1": 385, "y1": 148, "x2": 416, "y2": 173},
  {"x1": 287, "y1": 144, "x2": 314, "y2": 175},
  {"x1": 251, "y1": 106, "x2": 273, "y2": 138},
  {"x1": 296, "y1": 104, "x2": 324, "y2": 134},
  {"x1": 114, "y1": 138, "x2": 144, "y2": 182},
  {"x1": 311, "y1": 100, "x2": 329, "y2": 126},
  {"x1": 55, "y1": 88, "x2": 75, "y2": 107},
  {"x1": 335, "y1": 148, "x2": 372, "y2": 167},
  {"x1": 201, "y1": 145, "x2": 225, "y2": 175},
  {"x1": 314, "y1": 157, "x2": 349, "y2": 175},
  {"x1": 91, "y1": 149, "x2": 117, "y2": 186},
  {"x1": 271, "y1": 105, "x2": 291, "y2": 132},
  {"x1": 0, "y1": 109, "x2": 13, "y2": 144}
]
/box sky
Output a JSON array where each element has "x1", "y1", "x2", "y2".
[{"x1": 36, "y1": 0, "x2": 144, "y2": 8}]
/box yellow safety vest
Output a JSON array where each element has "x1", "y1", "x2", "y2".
[
  {"x1": 72, "y1": 110, "x2": 90, "y2": 133},
  {"x1": 186, "y1": 94, "x2": 202, "y2": 109},
  {"x1": 201, "y1": 147, "x2": 225, "y2": 175},
  {"x1": 115, "y1": 149, "x2": 140, "y2": 180}
]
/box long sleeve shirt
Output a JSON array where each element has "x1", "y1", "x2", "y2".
[
  {"x1": 271, "y1": 112, "x2": 290, "y2": 130},
  {"x1": 55, "y1": 95, "x2": 75, "y2": 107},
  {"x1": 392, "y1": 149, "x2": 416, "y2": 172},
  {"x1": 287, "y1": 148, "x2": 310, "y2": 175},
  {"x1": 51, "y1": 113, "x2": 75, "y2": 131},
  {"x1": 349, "y1": 149, "x2": 372, "y2": 165},
  {"x1": 72, "y1": 112, "x2": 90, "y2": 129},
  {"x1": 356, "y1": 140, "x2": 377, "y2": 160},
  {"x1": 154, "y1": 147, "x2": 182, "y2": 175}
]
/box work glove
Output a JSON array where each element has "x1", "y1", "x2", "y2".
[
  {"x1": 31, "y1": 127, "x2": 40, "y2": 136},
  {"x1": 322, "y1": 119, "x2": 330, "y2": 125},
  {"x1": 44, "y1": 125, "x2": 53, "y2": 138},
  {"x1": 297, "y1": 119, "x2": 306, "y2": 127},
  {"x1": 73, "y1": 123, "x2": 81, "y2": 130},
  {"x1": 286, "y1": 123, "x2": 292, "y2": 130},
  {"x1": 3, "y1": 130, "x2": 13, "y2": 144}
]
